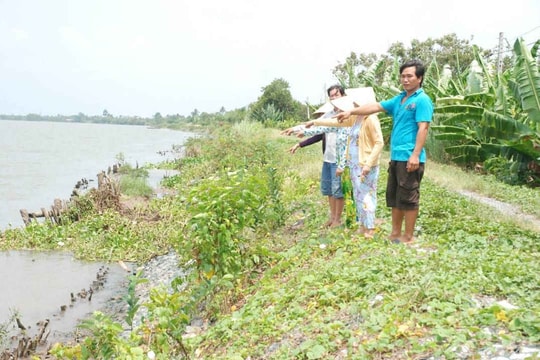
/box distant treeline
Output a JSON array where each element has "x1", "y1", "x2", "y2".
[
  {"x1": 0, "y1": 112, "x2": 182, "y2": 127},
  {"x1": 0, "y1": 106, "x2": 253, "y2": 130},
  {"x1": 0, "y1": 111, "x2": 230, "y2": 131}
]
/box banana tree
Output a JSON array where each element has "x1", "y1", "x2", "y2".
[{"x1": 432, "y1": 38, "x2": 540, "y2": 184}]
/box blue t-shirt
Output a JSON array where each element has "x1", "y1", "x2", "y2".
[{"x1": 380, "y1": 88, "x2": 433, "y2": 163}]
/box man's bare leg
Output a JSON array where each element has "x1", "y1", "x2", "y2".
[
  {"x1": 388, "y1": 207, "x2": 404, "y2": 239},
  {"x1": 399, "y1": 209, "x2": 418, "y2": 243}
]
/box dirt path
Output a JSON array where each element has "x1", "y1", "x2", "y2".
[{"x1": 457, "y1": 189, "x2": 540, "y2": 232}]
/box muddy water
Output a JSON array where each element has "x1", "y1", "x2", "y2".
[
  {"x1": 0, "y1": 120, "x2": 192, "y2": 230},
  {"x1": 0, "y1": 250, "x2": 131, "y2": 348},
  {"x1": 0, "y1": 164, "x2": 179, "y2": 354}
]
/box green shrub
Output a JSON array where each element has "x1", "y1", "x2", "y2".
[{"x1": 118, "y1": 165, "x2": 153, "y2": 197}]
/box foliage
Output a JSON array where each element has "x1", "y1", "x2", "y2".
[
  {"x1": 249, "y1": 78, "x2": 306, "y2": 123},
  {"x1": 62, "y1": 195, "x2": 96, "y2": 223},
  {"x1": 78, "y1": 312, "x2": 142, "y2": 359},
  {"x1": 333, "y1": 33, "x2": 495, "y2": 89},
  {"x1": 0, "y1": 102, "x2": 249, "y2": 129},
  {"x1": 141, "y1": 287, "x2": 193, "y2": 359},
  {"x1": 188, "y1": 160, "x2": 540, "y2": 359},
  {"x1": 182, "y1": 126, "x2": 287, "y2": 283},
  {"x1": 511, "y1": 38, "x2": 540, "y2": 127},
  {"x1": 3, "y1": 124, "x2": 540, "y2": 359},
  {"x1": 185, "y1": 168, "x2": 267, "y2": 281},
  {"x1": 338, "y1": 34, "x2": 539, "y2": 186},
  {"x1": 124, "y1": 271, "x2": 148, "y2": 330},
  {"x1": 118, "y1": 165, "x2": 154, "y2": 198},
  {"x1": 431, "y1": 38, "x2": 540, "y2": 186},
  {"x1": 341, "y1": 167, "x2": 356, "y2": 229},
  {"x1": 250, "y1": 103, "x2": 284, "y2": 125}
]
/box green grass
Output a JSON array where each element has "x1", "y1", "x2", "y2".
[
  {"x1": 2, "y1": 123, "x2": 539, "y2": 359},
  {"x1": 186, "y1": 138, "x2": 540, "y2": 359}
]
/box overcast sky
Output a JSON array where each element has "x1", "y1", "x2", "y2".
[{"x1": 1, "y1": 0, "x2": 539, "y2": 118}]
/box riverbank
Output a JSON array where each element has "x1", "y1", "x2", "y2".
[{"x1": 1, "y1": 122, "x2": 539, "y2": 359}]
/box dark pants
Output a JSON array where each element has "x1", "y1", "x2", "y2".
[{"x1": 386, "y1": 160, "x2": 424, "y2": 210}]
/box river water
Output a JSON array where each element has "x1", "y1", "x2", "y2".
[
  {"x1": 0, "y1": 120, "x2": 192, "y2": 352},
  {"x1": 0, "y1": 119, "x2": 192, "y2": 229},
  {"x1": 0, "y1": 250, "x2": 130, "y2": 348}
]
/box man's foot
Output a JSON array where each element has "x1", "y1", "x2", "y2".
[
  {"x1": 399, "y1": 235, "x2": 414, "y2": 244},
  {"x1": 387, "y1": 233, "x2": 401, "y2": 240},
  {"x1": 329, "y1": 221, "x2": 342, "y2": 228},
  {"x1": 323, "y1": 219, "x2": 333, "y2": 228},
  {"x1": 391, "y1": 236, "x2": 414, "y2": 245}
]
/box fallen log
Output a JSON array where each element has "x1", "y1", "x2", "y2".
[{"x1": 19, "y1": 198, "x2": 69, "y2": 226}]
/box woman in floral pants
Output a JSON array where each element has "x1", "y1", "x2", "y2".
[{"x1": 305, "y1": 89, "x2": 384, "y2": 237}]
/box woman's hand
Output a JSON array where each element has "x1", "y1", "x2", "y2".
[
  {"x1": 281, "y1": 127, "x2": 295, "y2": 136},
  {"x1": 288, "y1": 143, "x2": 300, "y2": 154},
  {"x1": 361, "y1": 165, "x2": 371, "y2": 176},
  {"x1": 335, "y1": 111, "x2": 351, "y2": 123}
]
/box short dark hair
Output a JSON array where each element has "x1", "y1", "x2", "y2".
[
  {"x1": 400, "y1": 59, "x2": 426, "y2": 86},
  {"x1": 327, "y1": 84, "x2": 345, "y2": 96}
]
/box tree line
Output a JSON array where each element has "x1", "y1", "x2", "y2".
[{"x1": 2, "y1": 33, "x2": 538, "y2": 186}]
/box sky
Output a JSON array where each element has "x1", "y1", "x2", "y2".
[{"x1": 1, "y1": 0, "x2": 539, "y2": 118}]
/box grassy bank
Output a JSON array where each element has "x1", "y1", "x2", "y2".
[{"x1": 1, "y1": 122, "x2": 539, "y2": 359}]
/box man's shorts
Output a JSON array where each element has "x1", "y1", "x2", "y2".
[
  {"x1": 386, "y1": 160, "x2": 424, "y2": 210},
  {"x1": 321, "y1": 161, "x2": 344, "y2": 198}
]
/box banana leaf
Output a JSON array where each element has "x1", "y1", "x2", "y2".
[
  {"x1": 431, "y1": 125, "x2": 476, "y2": 141},
  {"x1": 511, "y1": 38, "x2": 540, "y2": 125},
  {"x1": 443, "y1": 144, "x2": 488, "y2": 163},
  {"x1": 482, "y1": 110, "x2": 536, "y2": 141},
  {"x1": 435, "y1": 104, "x2": 485, "y2": 116},
  {"x1": 472, "y1": 45, "x2": 497, "y2": 94},
  {"x1": 435, "y1": 96, "x2": 465, "y2": 106}
]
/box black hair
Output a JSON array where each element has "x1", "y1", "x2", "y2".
[
  {"x1": 327, "y1": 84, "x2": 345, "y2": 96},
  {"x1": 400, "y1": 59, "x2": 426, "y2": 86}
]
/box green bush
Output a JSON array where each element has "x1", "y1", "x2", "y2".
[{"x1": 118, "y1": 165, "x2": 153, "y2": 197}]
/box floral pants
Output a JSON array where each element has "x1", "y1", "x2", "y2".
[{"x1": 350, "y1": 164, "x2": 379, "y2": 229}]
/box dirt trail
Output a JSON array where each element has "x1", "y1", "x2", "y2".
[{"x1": 457, "y1": 189, "x2": 540, "y2": 232}]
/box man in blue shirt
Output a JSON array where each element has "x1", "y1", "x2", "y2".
[{"x1": 336, "y1": 59, "x2": 433, "y2": 244}]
